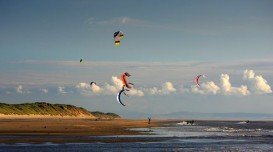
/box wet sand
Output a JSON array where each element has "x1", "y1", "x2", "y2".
[{"x1": 0, "y1": 118, "x2": 178, "y2": 143}]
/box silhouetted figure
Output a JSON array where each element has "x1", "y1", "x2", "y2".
[{"x1": 148, "y1": 117, "x2": 151, "y2": 124}]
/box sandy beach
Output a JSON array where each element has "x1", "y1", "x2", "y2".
[{"x1": 0, "y1": 118, "x2": 177, "y2": 143}]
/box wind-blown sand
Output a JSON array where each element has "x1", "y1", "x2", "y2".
[{"x1": 0, "y1": 118, "x2": 177, "y2": 143}]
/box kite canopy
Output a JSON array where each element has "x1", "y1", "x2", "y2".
[
  {"x1": 117, "y1": 89, "x2": 126, "y2": 106},
  {"x1": 90, "y1": 82, "x2": 96, "y2": 86},
  {"x1": 195, "y1": 75, "x2": 206, "y2": 86},
  {"x1": 114, "y1": 31, "x2": 124, "y2": 46},
  {"x1": 121, "y1": 72, "x2": 132, "y2": 89}
]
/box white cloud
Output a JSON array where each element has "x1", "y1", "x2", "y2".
[
  {"x1": 16, "y1": 85, "x2": 30, "y2": 94},
  {"x1": 191, "y1": 73, "x2": 250, "y2": 96},
  {"x1": 148, "y1": 87, "x2": 161, "y2": 95},
  {"x1": 243, "y1": 69, "x2": 272, "y2": 94},
  {"x1": 191, "y1": 81, "x2": 220, "y2": 95},
  {"x1": 106, "y1": 76, "x2": 144, "y2": 97},
  {"x1": 6, "y1": 66, "x2": 272, "y2": 97},
  {"x1": 220, "y1": 74, "x2": 250, "y2": 96},
  {"x1": 58, "y1": 87, "x2": 67, "y2": 94},
  {"x1": 202, "y1": 81, "x2": 220, "y2": 95},
  {"x1": 75, "y1": 82, "x2": 91, "y2": 96},
  {"x1": 75, "y1": 82, "x2": 103, "y2": 96},
  {"x1": 41, "y1": 88, "x2": 48, "y2": 94},
  {"x1": 91, "y1": 84, "x2": 102, "y2": 93},
  {"x1": 105, "y1": 83, "x2": 119, "y2": 94},
  {"x1": 111, "y1": 76, "x2": 124, "y2": 89},
  {"x1": 75, "y1": 76, "x2": 144, "y2": 97},
  {"x1": 244, "y1": 69, "x2": 255, "y2": 79},
  {"x1": 16, "y1": 85, "x2": 23, "y2": 94},
  {"x1": 127, "y1": 88, "x2": 144, "y2": 97},
  {"x1": 147, "y1": 82, "x2": 176, "y2": 95},
  {"x1": 104, "y1": 76, "x2": 123, "y2": 94},
  {"x1": 6, "y1": 59, "x2": 273, "y2": 87},
  {"x1": 76, "y1": 82, "x2": 89, "y2": 89},
  {"x1": 162, "y1": 82, "x2": 176, "y2": 94}
]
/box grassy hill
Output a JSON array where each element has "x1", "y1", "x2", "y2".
[
  {"x1": 91, "y1": 111, "x2": 120, "y2": 119},
  {"x1": 0, "y1": 102, "x2": 120, "y2": 119}
]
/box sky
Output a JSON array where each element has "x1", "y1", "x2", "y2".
[{"x1": 1, "y1": 0, "x2": 273, "y2": 118}]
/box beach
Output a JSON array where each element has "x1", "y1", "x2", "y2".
[
  {"x1": 1, "y1": 119, "x2": 273, "y2": 151},
  {"x1": 0, "y1": 118, "x2": 176, "y2": 143}
]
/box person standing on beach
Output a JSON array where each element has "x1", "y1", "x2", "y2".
[{"x1": 148, "y1": 117, "x2": 151, "y2": 124}]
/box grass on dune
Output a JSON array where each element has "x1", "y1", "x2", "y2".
[{"x1": 0, "y1": 102, "x2": 120, "y2": 119}]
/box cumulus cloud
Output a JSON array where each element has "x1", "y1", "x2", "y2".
[
  {"x1": 220, "y1": 74, "x2": 250, "y2": 96},
  {"x1": 16, "y1": 85, "x2": 30, "y2": 94},
  {"x1": 41, "y1": 88, "x2": 48, "y2": 94},
  {"x1": 162, "y1": 82, "x2": 176, "y2": 94},
  {"x1": 11, "y1": 70, "x2": 270, "y2": 97},
  {"x1": 75, "y1": 76, "x2": 144, "y2": 97},
  {"x1": 75, "y1": 82, "x2": 103, "y2": 96},
  {"x1": 75, "y1": 82, "x2": 91, "y2": 96},
  {"x1": 91, "y1": 84, "x2": 102, "y2": 93},
  {"x1": 76, "y1": 82, "x2": 89, "y2": 89},
  {"x1": 86, "y1": 69, "x2": 265, "y2": 97},
  {"x1": 191, "y1": 73, "x2": 250, "y2": 96},
  {"x1": 191, "y1": 70, "x2": 271, "y2": 96},
  {"x1": 243, "y1": 69, "x2": 272, "y2": 94},
  {"x1": 105, "y1": 76, "x2": 144, "y2": 96},
  {"x1": 103, "y1": 76, "x2": 123, "y2": 94},
  {"x1": 127, "y1": 88, "x2": 144, "y2": 96},
  {"x1": 147, "y1": 82, "x2": 177, "y2": 95},
  {"x1": 16, "y1": 85, "x2": 24, "y2": 94},
  {"x1": 148, "y1": 87, "x2": 161, "y2": 95},
  {"x1": 58, "y1": 87, "x2": 67, "y2": 94},
  {"x1": 105, "y1": 83, "x2": 119, "y2": 94},
  {"x1": 191, "y1": 81, "x2": 220, "y2": 95},
  {"x1": 111, "y1": 76, "x2": 124, "y2": 89}
]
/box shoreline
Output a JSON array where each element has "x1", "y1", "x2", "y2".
[{"x1": 1, "y1": 118, "x2": 273, "y2": 144}]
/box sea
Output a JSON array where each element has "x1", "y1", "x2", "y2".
[{"x1": 1, "y1": 120, "x2": 273, "y2": 152}]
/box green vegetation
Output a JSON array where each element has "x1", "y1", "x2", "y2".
[
  {"x1": 91, "y1": 111, "x2": 121, "y2": 119},
  {"x1": 0, "y1": 102, "x2": 120, "y2": 119},
  {"x1": 0, "y1": 102, "x2": 91, "y2": 116}
]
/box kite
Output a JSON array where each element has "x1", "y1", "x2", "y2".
[
  {"x1": 121, "y1": 72, "x2": 133, "y2": 90},
  {"x1": 195, "y1": 75, "x2": 206, "y2": 86},
  {"x1": 116, "y1": 89, "x2": 126, "y2": 106},
  {"x1": 90, "y1": 82, "x2": 96, "y2": 86},
  {"x1": 114, "y1": 31, "x2": 124, "y2": 46}
]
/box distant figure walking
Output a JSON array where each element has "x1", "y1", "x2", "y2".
[{"x1": 148, "y1": 117, "x2": 151, "y2": 124}]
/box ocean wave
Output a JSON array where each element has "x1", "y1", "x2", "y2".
[{"x1": 177, "y1": 121, "x2": 195, "y2": 126}]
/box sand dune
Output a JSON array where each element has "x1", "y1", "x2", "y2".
[{"x1": 0, "y1": 114, "x2": 95, "y2": 119}]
